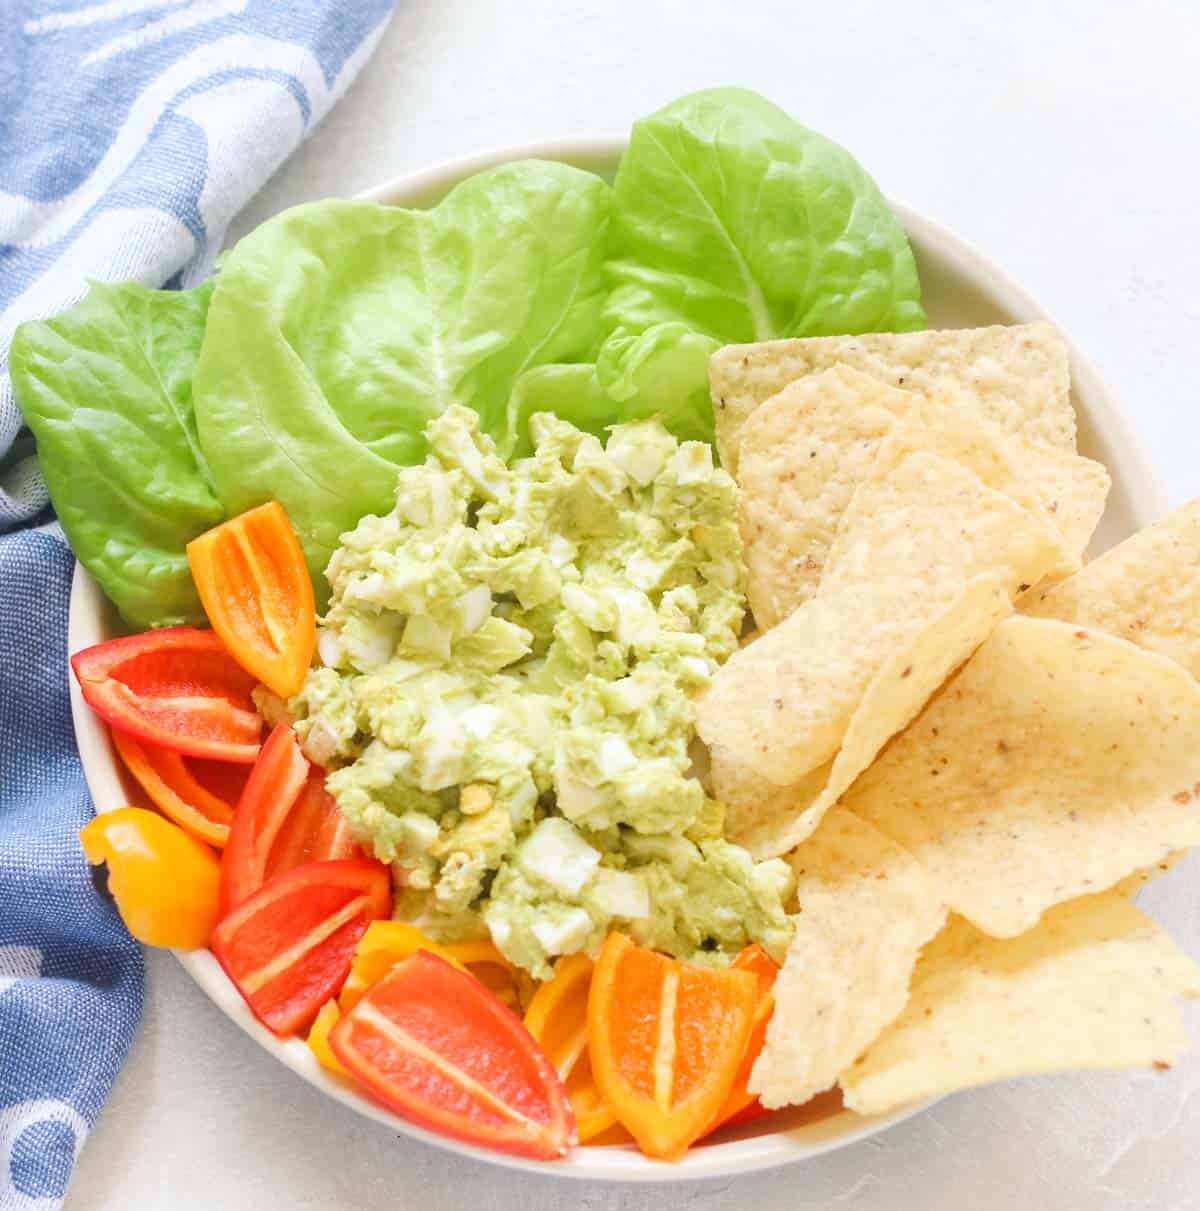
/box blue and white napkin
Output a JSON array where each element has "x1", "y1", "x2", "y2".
[{"x1": 0, "y1": 3, "x2": 393, "y2": 1205}]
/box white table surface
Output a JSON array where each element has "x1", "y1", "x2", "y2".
[{"x1": 68, "y1": 1, "x2": 1200, "y2": 1207}]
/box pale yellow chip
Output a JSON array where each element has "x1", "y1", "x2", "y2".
[
  {"x1": 735, "y1": 366, "x2": 913, "y2": 628},
  {"x1": 719, "y1": 573, "x2": 1013, "y2": 859},
  {"x1": 1024, "y1": 499, "x2": 1200, "y2": 678},
  {"x1": 697, "y1": 414, "x2": 1061, "y2": 795},
  {"x1": 735, "y1": 373, "x2": 1107, "y2": 629},
  {"x1": 840, "y1": 891, "x2": 1200, "y2": 1116},
  {"x1": 846, "y1": 616, "x2": 1200, "y2": 937},
  {"x1": 1114, "y1": 852, "x2": 1188, "y2": 898},
  {"x1": 712, "y1": 322, "x2": 1075, "y2": 476},
  {"x1": 749, "y1": 808, "x2": 947, "y2": 1109}
]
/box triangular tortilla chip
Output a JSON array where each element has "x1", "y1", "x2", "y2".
[
  {"x1": 736, "y1": 370, "x2": 1107, "y2": 630},
  {"x1": 699, "y1": 409, "x2": 1062, "y2": 853},
  {"x1": 845, "y1": 616, "x2": 1200, "y2": 937},
  {"x1": 749, "y1": 808, "x2": 947, "y2": 1109},
  {"x1": 840, "y1": 892, "x2": 1200, "y2": 1115},
  {"x1": 1024, "y1": 499, "x2": 1200, "y2": 678},
  {"x1": 712, "y1": 322, "x2": 1075, "y2": 476}
]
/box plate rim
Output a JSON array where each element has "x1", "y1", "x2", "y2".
[{"x1": 66, "y1": 133, "x2": 1169, "y2": 1183}]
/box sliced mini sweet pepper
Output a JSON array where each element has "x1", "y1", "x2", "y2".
[
  {"x1": 219, "y1": 722, "x2": 361, "y2": 915},
  {"x1": 72, "y1": 627, "x2": 261, "y2": 762},
  {"x1": 211, "y1": 857, "x2": 391, "y2": 1036},
  {"x1": 587, "y1": 933, "x2": 757, "y2": 1160},
  {"x1": 111, "y1": 728, "x2": 245, "y2": 847},
  {"x1": 187, "y1": 501, "x2": 316, "y2": 699},
  {"x1": 308, "y1": 999, "x2": 348, "y2": 1076},
  {"x1": 330, "y1": 950, "x2": 576, "y2": 1160},
  {"x1": 703, "y1": 944, "x2": 780, "y2": 1135},
  {"x1": 524, "y1": 954, "x2": 618, "y2": 1143},
  {"x1": 339, "y1": 920, "x2": 514, "y2": 1011},
  {"x1": 80, "y1": 807, "x2": 221, "y2": 949}
]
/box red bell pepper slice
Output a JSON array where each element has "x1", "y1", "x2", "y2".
[
  {"x1": 72, "y1": 628, "x2": 262, "y2": 763},
  {"x1": 219, "y1": 722, "x2": 363, "y2": 915},
  {"x1": 211, "y1": 857, "x2": 391, "y2": 1036},
  {"x1": 330, "y1": 950, "x2": 577, "y2": 1161}
]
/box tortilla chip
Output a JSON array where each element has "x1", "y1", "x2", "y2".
[
  {"x1": 749, "y1": 808, "x2": 947, "y2": 1109},
  {"x1": 846, "y1": 616, "x2": 1200, "y2": 937},
  {"x1": 840, "y1": 891, "x2": 1200, "y2": 1116},
  {"x1": 720, "y1": 573, "x2": 1013, "y2": 859},
  {"x1": 735, "y1": 373, "x2": 1107, "y2": 630},
  {"x1": 735, "y1": 366, "x2": 912, "y2": 628},
  {"x1": 1024, "y1": 499, "x2": 1200, "y2": 678},
  {"x1": 1114, "y1": 852, "x2": 1187, "y2": 898},
  {"x1": 697, "y1": 415, "x2": 1061, "y2": 793},
  {"x1": 711, "y1": 323, "x2": 1075, "y2": 476}
]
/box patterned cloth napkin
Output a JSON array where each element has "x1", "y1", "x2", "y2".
[{"x1": 0, "y1": 4, "x2": 393, "y2": 1206}]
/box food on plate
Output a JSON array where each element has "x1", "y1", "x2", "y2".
[
  {"x1": 734, "y1": 363, "x2": 1108, "y2": 629},
  {"x1": 20, "y1": 85, "x2": 1200, "y2": 1167},
  {"x1": 842, "y1": 617, "x2": 1200, "y2": 936},
  {"x1": 211, "y1": 857, "x2": 391, "y2": 1035},
  {"x1": 187, "y1": 501, "x2": 316, "y2": 699},
  {"x1": 586, "y1": 933, "x2": 758, "y2": 1159},
  {"x1": 330, "y1": 950, "x2": 577, "y2": 1160},
  {"x1": 698, "y1": 400, "x2": 1067, "y2": 856},
  {"x1": 290, "y1": 405, "x2": 794, "y2": 977},
  {"x1": 79, "y1": 807, "x2": 221, "y2": 949},
  {"x1": 1023, "y1": 498, "x2": 1200, "y2": 675},
  {"x1": 110, "y1": 728, "x2": 243, "y2": 847},
  {"x1": 9, "y1": 280, "x2": 218, "y2": 628},
  {"x1": 749, "y1": 808, "x2": 946, "y2": 1110},
  {"x1": 703, "y1": 944, "x2": 779, "y2": 1132},
  {"x1": 339, "y1": 920, "x2": 516, "y2": 1011},
  {"x1": 839, "y1": 891, "x2": 1200, "y2": 1115},
  {"x1": 523, "y1": 953, "x2": 619, "y2": 1142},
  {"x1": 218, "y1": 722, "x2": 360, "y2": 915},
  {"x1": 710, "y1": 321, "x2": 1076, "y2": 475},
  {"x1": 72, "y1": 627, "x2": 262, "y2": 762}
]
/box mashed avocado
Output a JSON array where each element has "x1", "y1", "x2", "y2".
[{"x1": 291, "y1": 405, "x2": 794, "y2": 977}]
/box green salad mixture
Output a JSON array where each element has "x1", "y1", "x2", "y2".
[
  {"x1": 287, "y1": 404, "x2": 793, "y2": 975},
  {"x1": 12, "y1": 88, "x2": 924, "y2": 627}
]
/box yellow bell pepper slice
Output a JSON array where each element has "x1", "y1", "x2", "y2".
[
  {"x1": 80, "y1": 807, "x2": 221, "y2": 949},
  {"x1": 307, "y1": 999, "x2": 347, "y2": 1076},
  {"x1": 339, "y1": 921, "x2": 514, "y2": 1010},
  {"x1": 524, "y1": 953, "x2": 618, "y2": 1143}
]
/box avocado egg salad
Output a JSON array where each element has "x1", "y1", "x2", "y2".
[
  {"x1": 28, "y1": 87, "x2": 1200, "y2": 1167},
  {"x1": 291, "y1": 406, "x2": 794, "y2": 978}
]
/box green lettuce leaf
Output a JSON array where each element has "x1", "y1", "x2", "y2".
[
  {"x1": 193, "y1": 160, "x2": 611, "y2": 592},
  {"x1": 506, "y1": 323, "x2": 718, "y2": 451},
  {"x1": 565, "y1": 87, "x2": 927, "y2": 445},
  {"x1": 10, "y1": 281, "x2": 222, "y2": 628}
]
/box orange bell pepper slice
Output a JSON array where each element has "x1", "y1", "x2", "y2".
[
  {"x1": 339, "y1": 921, "x2": 515, "y2": 1011},
  {"x1": 187, "y1": 501, "x2": 316, "y2": 699},
  {"x1": 703, "y1": 944, "x2": 780, "y2": 1135},
  {"x1": 111, "y1": 728, "x2": 245, "y2": 848},
  {"x1": 587, "y1": 933, "x2": 757, "y2": 1160},
  {"x1": 524, "y1": 954, "x2": 619, "y2": 1143},
  {"x1": 308, "y1": 999, "x2": 348, "y2": 1076},
  {"x1": 80, "y1": 807, "x2": 221, "y2": 949}
]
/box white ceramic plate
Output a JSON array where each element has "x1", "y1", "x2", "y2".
[{"x1": 68, "y1": 137, "x2": 1169, "y2": 1182}]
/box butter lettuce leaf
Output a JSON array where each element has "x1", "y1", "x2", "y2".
[
  {"x1": 194, "y1": 161, "x2": 611, "y2": 592},
  {"x1": 563, "y1": 87, "x2": 927, "y2": 446},
  {"x1": 606, "y1": 87, "x2": 925, "y2": 342},
  {"x1": 10, "y1": 281, "x2": 221, "y2": 628},
  {"x1": 508, "y1": 322, "x2": 718, "y2": 451}
]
